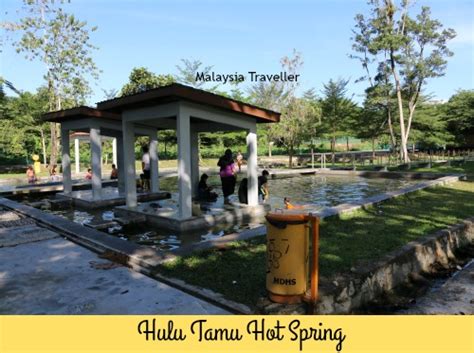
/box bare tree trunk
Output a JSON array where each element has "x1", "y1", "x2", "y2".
[
  {"x1": 331, "y1": 134, "x2": 336, "y2": 162},
  {"x1": 268, "y1": 143, "x2": 272, "y2": 157},
  {"x1": 372, "y1": 138, "x2": 376, "y2": 163},
  {"x1": 40, "y1": 127, "x2": 48, "y2": 165},
  {"x1": 49, "y1": 122, "x2": 58, "y2": 172},
  {"x1": 288, "y1": 146, "x2": 293, "y2": 168},
  {"x1": 390, "y1": 54, "x2": 409, "y2": 163},
  {"x1": 346, "y1": 136, "x2": 350, "y2": 152}
]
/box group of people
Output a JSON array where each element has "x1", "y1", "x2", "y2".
[
  {"x1": 84, "y1": 164, "x2": 118, "y2": 181},
  {"x1": 195, "y1": 148, "x2": 269, "y2": 205},
  {"x1": 25, "y1": 164, "x2": 60, "y2": 184},
  {"x1": 199, "y1": 148, "x2": 303, "y2": 210}
]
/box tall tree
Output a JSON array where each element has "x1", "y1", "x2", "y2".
[
  {"x1": 352, "y1": 0, "x2": 456, "y2": 162},
  {"x1": 273, "y1": 97, "x2": 317, "y2": 167},
  {"x1": 249, "y1": 49, "x2": 302, "y2": 157},
  {"x1": 409, "y1": 101, "x2": 453, "y2": 149},
  {"x1": 355, "y1": 86, "x2": 389, "y2": 161},
  {"x1": 5, "y1": 0, "x2": 100, "y2": 169},
  {"x1": 320, "y1": 78, "x2": 356, "y2": 159},
  {"x1": 445, "y1": 90, "x2": 474, "y2": 146},
  {"x1": 120, "y1": 67, "x2": 174, "y2": 96}
]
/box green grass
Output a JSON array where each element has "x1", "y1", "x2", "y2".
[
  {"x1": 0, "y1": 172, "x2": 51, "y2": 180},
  {"x1": 403, "y1": 161, "x2": 474, "y2": 180},
  {"x1": 156, "y1": 180, "x2": 474, "y2": 307}
]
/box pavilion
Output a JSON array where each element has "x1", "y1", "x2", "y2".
[{"x1": 43, "y1": 83, "x2": 280, "y2": 222}]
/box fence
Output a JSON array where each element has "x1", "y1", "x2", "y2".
[{"x1": 292, "y1": 149, "x2": 474, "y2": 170}]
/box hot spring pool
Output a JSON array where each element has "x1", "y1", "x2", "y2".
[{"x1": 12, "y1": 173, "x2": 418, "y2": 251}]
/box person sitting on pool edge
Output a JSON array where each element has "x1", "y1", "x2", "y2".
[
  {"x1": 110, "y1": 164, "x2": 118, "y2": 180},
  {"x1": 26, "y1": 166, "x2": 37, "y2": 184},
  {"x1": 85, "y1": 168, "x2": 92, "y2": 180},
  {"x1": 238, "y1": 170, "x2": 270, "y2": 204},
  {"x1": 258, "y1": 170, "x2": 270, "y2": 201},
  {"x1": 238, "y1": 177, "x2": 248, "y2": 204},
  {"x1": 197, "y1": 173, "x2": 218, "y2": 201},
  {"x1": 140, "y1": 145, "x2": 151, "y2": 191}
]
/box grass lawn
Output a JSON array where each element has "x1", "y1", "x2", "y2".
[
  {"x1": 156, "y1": 179, "x2": 474, "y2": 307},
  {"x1": 405, "y1": 161, "x2": 474, "y2": 180},
  {"x1": 0, "y1": 172, "x2": 51, "y2": 180}
]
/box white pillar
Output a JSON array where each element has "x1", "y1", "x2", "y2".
[
  {"x1": 112, "y1": 137, "x2": 118, "y2": 167},
  {"x1": 74, "y1": 137, "x2": 80, "y2": 174},
  {"x1": 149, "y1": 130, "x2": 159, "y2": 193},
  {"x1": 177, "y1": 110, "x2": 192, "y2": 219},
  {"x1": 116, "y1": 135, "x2": 125, "y2": 194},
  {"x1": 246, "y1": 126, "x2": 258, "y2": 206},
  {"x1": 190, "y1": 126, "x2": 199, "y2": 197},
  {"x1": 90, "y1": 126, "x2": 102, "y2": 200},
  {"x1": 61, "y1": 128, "x2": 72, "y2": 194},
  {"x1": 123, "y1": 121, "x2": 137, "y2": 207}
]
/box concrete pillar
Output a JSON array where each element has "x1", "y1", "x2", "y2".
[
  {"x1": 177, "y1": 110, "x2": 192, "y2": 219},
  {"x1": 246, "y1": 126, "x2": 258, "y2": 206},
  {"x1": 123, "y1": 121, "x2": 137, "y2": 208},
  {"x1": 149, "y1": 130, "x2": 159, "y2": 193},
  {"x1": 116, "y1": 135, "x2": 125, "y2": 194},
  {"x1": 190, "y1": 126, "x2": 199, "y2": 197},
  {"x1": 90, "y1": 126, "x2": 102, "y2": 200},
  {"x1": 74, "y1": 137, "x2": 80, "y2": 174},
  {"x1": 61, "y1": 128, "x2": 72, "y2": 195},
  {"x1": 112, "y1": 137, "x2": 118, "y2": 167}
]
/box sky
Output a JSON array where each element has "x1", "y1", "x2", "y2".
[{"x1": 1, "y1": 0, "x2": 473, "y2": 105}]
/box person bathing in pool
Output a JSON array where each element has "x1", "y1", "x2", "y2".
[{"x1": 284, "y1": 197, "x2": 305, "y2": 210}]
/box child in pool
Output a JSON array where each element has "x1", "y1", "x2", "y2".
[
  {"x1": 26, "y1": 166, "x2": 37, "y2": 184},
  {"x1": 85, "y1": 168, "x2": 92, "y2": 180},
  {"x1": 284, "y1": 197, "x2": 304, "y2": 210}
]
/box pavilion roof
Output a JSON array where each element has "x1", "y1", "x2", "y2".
[
  {"x1": 96, "y1": 83, "x2": 280, "y2": 123},
  {"x1": 43, "y1": 106, "x2": 121, "y2": 123},
  {"x1": 43, "y1": 84, "x2": 280, "y2": 124}
]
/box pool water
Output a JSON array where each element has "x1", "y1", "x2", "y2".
[
  {"x1": 12, "y1": 174, "x2": 417, "y2": 251},
  {"x1": 157, "y1": 174, "x2": 416, "y2": 211}
]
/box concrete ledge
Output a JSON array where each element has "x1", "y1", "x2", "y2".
[
  {"x1": 0, "y1": 179, "x2": 118, "y2": 197},
  {"x1": 268, "y1": 168, "x2": 465, "y2": 181},
  {"x1": 314, "y1": 217, "x2": 474, "y2": 314},
  {"x1": 114, "y1": 203, "x2": 270, "y2": 232},
  {"x1": 58, "y1": 190, "x2": 171, "y2": 209}
]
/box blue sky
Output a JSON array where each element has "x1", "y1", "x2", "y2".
[{"x1": 2, "y1": 0, "x2": 473, "y2": 105}]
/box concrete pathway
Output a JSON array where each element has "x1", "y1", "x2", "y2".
[
  {"x1": 0, "y1": 235, "x2": 228, "y2": 315},
  {"x1": 402, "y1": 260, "x2": 474, "y2": 315}
]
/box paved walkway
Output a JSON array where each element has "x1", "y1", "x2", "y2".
[
  {"x1": 0, "y1": 218, "x2": 228, "y2": 314},
  {"x1": 402, "y1": 260, "x2": 474, "y2": 315}
]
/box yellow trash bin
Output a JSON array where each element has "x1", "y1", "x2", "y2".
[
  {"x1": 265, "y1": 213, "x2": 310, "y2": 304},
  {"x1": 32, "y1": 154, "x2": 41, "y2": 174}
]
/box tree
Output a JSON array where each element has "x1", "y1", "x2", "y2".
[
  {"x1": 351, "y1": 0, "x2": 456, "y2": 162},
  {"x1": 320, "y1": 78, "x2": 356, "y2": 159},
  {"x1": 5, "y1": 0, "x2": 100, "y2": 170},
  {"x1": 175, "y1": 58, "x2": 218, "y2": 90},
  {"x1": 249, "y1": 49, "x2": 303, "y2": 158},
  {"x1": 120, "y1": 67, "x2": 174, "y2": 96},
  {"x1": 444, "y1": 90, "x2": 474, "y2": 146},
  {"x1": 102, "y1": 88, "x2": 118, "y2": 100},
  {"x1": 273, "y1": 97, "x2": 317, "y2": 167},
  {"x1": 355, "y1": 86, "x2": 389, "y2": 161},
  {"x1": 409, "y1": 101, "x2": 453, "y2": 149},
  {"x1": 0, "y1": 88, "x2": 50, "y2": 164}
]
